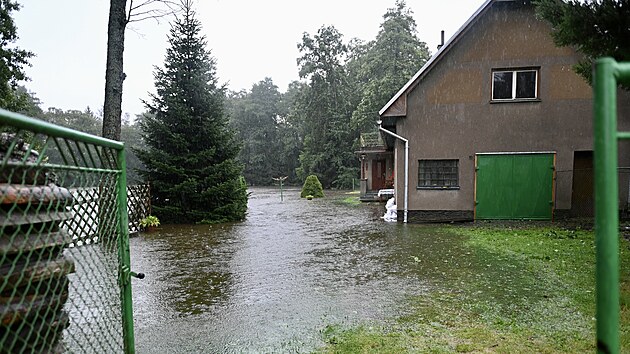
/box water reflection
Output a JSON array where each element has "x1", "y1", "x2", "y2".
[
  {"x1": 129, "y1": 188, "x2": 547, "y2": 353},
  {"x1": 150, "y1": 224, "x2": 238, "y2": 315},
  {"x1": 131, "y1": 188, "x2": 431, "y2": 352},
  {"x1": 131, "y1": 224, "x2": 239, "y2": 320}
]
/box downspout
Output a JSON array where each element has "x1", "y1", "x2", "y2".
[{"x1": 377, "y1": 120, "x2": 408, "y2": 223}]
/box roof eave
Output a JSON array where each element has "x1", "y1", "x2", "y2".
[{"x1": 378, "y1": 0, "x2": 496, "y2": 117}]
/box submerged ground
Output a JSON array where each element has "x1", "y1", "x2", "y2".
[{"x1": 130, "y1": 187, "x2": 630, "y2": 353}]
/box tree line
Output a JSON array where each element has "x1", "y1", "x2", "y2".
[
  {"x1": 14, "y1": 97, "x2": 148, "y2": 185},
  {"x1": 8, "y1": 0, "x2": 433, "y2": 192},
  {"x1": 228, "y1": 1, "x2": 430, "y2": 188},
  {"x1": 2, "y1": 0, "x2": 629, "y2": 223}
]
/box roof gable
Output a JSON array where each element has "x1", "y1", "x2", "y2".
[{"x1": 379, "y1": 0, "x2": 499, "y2": 117}]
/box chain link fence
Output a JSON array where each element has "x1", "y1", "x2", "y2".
[
  {"x1": 127, "y1": 185, "x2": 151, "y2": 235},
  {"x1": 0, "y1": 110, "x2": 136, "y2": 353}
]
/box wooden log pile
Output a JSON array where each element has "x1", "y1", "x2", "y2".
[{"x1": 0, "y1": 133, "x2": 75, "y2": 353}]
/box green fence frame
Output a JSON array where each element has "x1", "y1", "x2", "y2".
[
  {"x1": 594, "y1": 57, "x2": 630, "y2": 354},
  {"x1": 0, "y1": 109, "x2": 138, "y2": 353}
]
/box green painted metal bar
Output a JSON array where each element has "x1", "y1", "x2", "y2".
[
  {"x1": 0, "y1": 108, "x2": 124, "y2": 150},
  {"x1": 116, "y1": 146, "x2": 136, "y2": 354},
  {"x1": 617, "y1": 132, "x2": 630, "y2": 140},
  {"x1": 594, "y1": 57, "x2": 626, "y2": 354},
  {"x1": 594, "y1": 58, "x2": 630, "y2": 354},
  {"x1": 617, "y1": 63, "x2": 630, "y2": 83},
  {"x1": 2, "y1": 161, "x2": 121, "y2": 174}
]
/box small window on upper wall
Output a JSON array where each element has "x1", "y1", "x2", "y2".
[{"x1": 492, "y1": 69, "x2": 538, "y2": 101}]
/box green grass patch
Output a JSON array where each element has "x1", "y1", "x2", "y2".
[
  {"x1": 334, "y1": 195, "x2": 361, "y2": 206},
  {"x1": 317, "y1": 224, "x2": 630, "y2": 353}
]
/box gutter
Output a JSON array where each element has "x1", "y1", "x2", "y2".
[{"x1": 377, "y1": 121, "x2": 408, "y2": 223}]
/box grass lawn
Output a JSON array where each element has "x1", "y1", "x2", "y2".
[
  {"x1": 317, "y1": 224, "x2": 630, "y2": 353},
  {"x1": 333, "y1": 191, "x2": 362, "y2": 206}
]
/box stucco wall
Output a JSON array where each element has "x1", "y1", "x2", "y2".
[{"x1": 393, "y1": 2, "x2": 630, "y2": 215}]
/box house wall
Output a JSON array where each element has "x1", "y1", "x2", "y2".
[{"x1": 394, "y1": 1, "x2": 630, "y2": 220}]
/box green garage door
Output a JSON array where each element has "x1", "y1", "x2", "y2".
[{"x1": 475, "y1": 153, "x2": 555, "y2": 220}]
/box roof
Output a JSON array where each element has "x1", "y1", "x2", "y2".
[
  {"x1": 355, "y1": 131, "x2": 388, "y2": 155},
  {"x1": 359, "y1": 131, "x2": 385, "y2": 148},
  {"x1": 379, "y1": 0, "x2": 499, "y2": 117}
]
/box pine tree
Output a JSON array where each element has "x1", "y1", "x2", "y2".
[{"x1": 138, "y1": 1, "x2": 247, "y2": 224}]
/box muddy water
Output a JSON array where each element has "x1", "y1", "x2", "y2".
[{"x1": 130, "y1": 188, "x2": 462, "y2": 353}]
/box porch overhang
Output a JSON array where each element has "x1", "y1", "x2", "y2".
[{"x1": 355, "y1": 148, "x2": 390, "y2": 157}]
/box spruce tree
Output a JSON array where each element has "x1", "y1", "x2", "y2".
[{"x1": 138, "y1": 2, "x2": 247, "y2": 224}]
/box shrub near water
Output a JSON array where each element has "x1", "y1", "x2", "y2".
[{"x1": 300, "y1": 175, "x2": 324, "y2": 198}]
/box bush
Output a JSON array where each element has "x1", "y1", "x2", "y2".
[
  {"x1": 140, "y1": 215, "x2": 160, "y2": 228},
  {"x1": 301, "y1": 175, "x2": 324, "y2": 198}
]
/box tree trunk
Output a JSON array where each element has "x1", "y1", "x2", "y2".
[{"x1": 102, "y1": 0, "x2": 127, "y2": 141}]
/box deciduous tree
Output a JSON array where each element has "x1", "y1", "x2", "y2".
[
  {"x1": 350, "y1": 0, "x2": 430, "y2": 133},
  {"x1": 0, "y1": 0, "x2": 33, "y2": 112},
  {"x1": 295, "y1": 25, "x2": 357, "y2": 188},
  {"x1": 228, "y1": 78, "x2": 283, "y2": 185}
]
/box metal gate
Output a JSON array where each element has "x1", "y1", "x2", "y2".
[
  {"x1": 593, "y1": 58, "x2": 630, "y2": 354},
  {"x1": 475, "y1": 152, "x2": 555, "y2": 220},
  {"x1": 0, "y1": 109, "x2": 139, "y2": 353}
]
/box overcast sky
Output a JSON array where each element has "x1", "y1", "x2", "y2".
[{"x1": 14, "y1": 0, "x2": 486, "y2": 118}]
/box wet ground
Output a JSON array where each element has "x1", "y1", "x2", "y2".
[{"x1": 130, "y1": 187, "x2": 462, "y2": 353}]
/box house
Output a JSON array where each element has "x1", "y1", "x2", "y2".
[
  {"x1": 361, "y1": 0, "x2": 630, "y2": 222},
  {"x1": 357, "y1": 132, "x2": 395, "y2": 202}
]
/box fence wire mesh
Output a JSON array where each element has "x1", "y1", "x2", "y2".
[
  {"x1": 127, "y1": 185, "x2": 150, "y2": 235},
  {"x1": 0, "y1": 111, "x2": 135, "y2": 353}
]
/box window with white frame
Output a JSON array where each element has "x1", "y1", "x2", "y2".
[
  {"x1": 418, "y1": 159, "x2": 459, "y2": 188},
  {"x1": 492, "y1": 69, "x2": 538, "y2": 100}
]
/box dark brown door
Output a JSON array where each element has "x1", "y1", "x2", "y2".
[
  {"x1": 571, "y1": 151, "x2": 594, "y2": 217},
  {"x1": 372, "y1": 159, "x2": 386, "y2": 190}
]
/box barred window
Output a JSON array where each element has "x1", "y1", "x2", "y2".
[{"x1": 418, "y1": 159, "x2": 459, "y2": 188}]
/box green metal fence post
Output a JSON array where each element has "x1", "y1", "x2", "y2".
[
  {"x1": 117, "y1": 146, "x2": 136, "y2": 354},
  {"x1": 594, "y1": 57, "x2": 620, "y2": 354}
]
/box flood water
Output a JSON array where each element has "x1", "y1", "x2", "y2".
[{"x1": 130, "y1": 187, "x2": 460, "y2": 353}]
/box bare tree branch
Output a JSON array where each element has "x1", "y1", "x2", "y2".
[
  {"x1": 128, "y1": 15, "x2": 169, "y2": 24},
  {"x1": 125, "y1": 0, "x2": 183, "y2": 22},
  {"x1": 127, "y1": 0, "x2": 180, "y2": 23},
  {"x1": 104, "y1": 0, "x2": 183, "y2": 141},
  {"x1": 129, "y1": 0, "x2": 160, "y2": 12}
]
